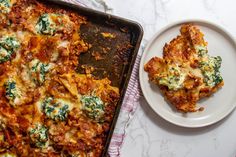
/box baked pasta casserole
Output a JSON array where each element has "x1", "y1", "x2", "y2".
[
  {"x1": 0, "y1": 0, "x2": 120, "y2": 156},
  {"x1": 144, "y1": 24, "x2": 224, "y2": 112}
]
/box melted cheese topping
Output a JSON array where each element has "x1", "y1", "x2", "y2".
[
  {"x1": 0, "y1": 0, "x2": 11, "y2": 14},
  {"x1": 158, "y1": 64, "x2": 187, "y2": 90},
  {"x1": 0, "y1": 153, "x2": 17, "y2": 157},
  {"x1": 0, "y1": 1, "x2": 119, "y2": 156}
]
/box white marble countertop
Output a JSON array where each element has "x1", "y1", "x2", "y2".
[{"x1": 102, "y1": 0, "x2": 236, "y2": 157}]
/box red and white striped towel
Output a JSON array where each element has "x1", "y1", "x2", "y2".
[
  {"x1": 108, "y1": 55, "x2": 141, "y2": 157},
  {"x1": 61, "y1": 0, "x2": 142, "y2": 156}
]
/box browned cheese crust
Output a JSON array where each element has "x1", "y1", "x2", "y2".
[{"x1": 0, "y1": 0, "x2": 119, "y2": 156}]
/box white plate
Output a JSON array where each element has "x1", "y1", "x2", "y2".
[{"x1": 139, "y1": 19, "x2": 236, "y2": 128}]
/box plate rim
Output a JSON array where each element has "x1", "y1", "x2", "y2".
[{"x1": 139, "y1": 19, "x2": 236, "y2": 128}]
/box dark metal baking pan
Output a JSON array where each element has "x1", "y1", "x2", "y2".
[{"x1": 43, "y1": 0, "x2": 143, "y2": 156}]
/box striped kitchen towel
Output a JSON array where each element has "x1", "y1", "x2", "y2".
[
  {"x1": 108, "y1": 55, "x2": 142, "y2": 157},
  {"x1": 61, "y1": 0, "x2": 142, "y2": 156}
]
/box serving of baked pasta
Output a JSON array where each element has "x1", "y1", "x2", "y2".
[
  {"x1": 0, "y1": 0, "x2": 120, "y2": 156},
  {"x1": 144, "y1": 24, "x2": 224, "y2": 112}
]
